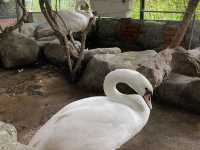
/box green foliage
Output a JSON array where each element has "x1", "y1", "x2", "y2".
[
  {"x1": 25, "y1": 0, "x2": 75, "y2": 12},
  {"x1": 26, "y1": 0, "x2": 200, "y2": 20},
  {"x1": 132, "y1": 0, "x2": 200, "y2": 20}
]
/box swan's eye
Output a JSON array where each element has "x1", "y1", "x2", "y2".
[
  {"x1": 144, "y1": 88, "x2": 153, "y2": 109},
  {"x1": 144, "y1": 88, "x2": 153, "y2": 102},
  {"x1": 116, "y1": 83, "x2": 138, "y2": 95},
  {"x1": 145, "y1": 88, "x2": 153, "y2": 95}
]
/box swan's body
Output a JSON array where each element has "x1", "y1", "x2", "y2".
[
  {"x1": 57, "y1": 0, "x2": 95, "y2": 34},
  {"x1": 29, "y1": 69, "x2": 153, "y2": 150},
  {"x1": 58, "y1": 10, "x2": 94, "y2": 33},
  {"x1": 55, "y1": 0, "x2": 95, "y2": 52}
]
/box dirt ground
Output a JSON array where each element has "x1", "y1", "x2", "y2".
[{"x1": 0, "y1": 65, "x2": 199, "y2": 150}]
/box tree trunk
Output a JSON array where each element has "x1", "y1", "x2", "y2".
[{"x1": 169, "y1": 0, "x2": 200, "y2": 49}]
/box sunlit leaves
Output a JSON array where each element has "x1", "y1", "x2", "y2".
[{"x1": 132, "y1": 0, "x2": 200, "y2": 20}]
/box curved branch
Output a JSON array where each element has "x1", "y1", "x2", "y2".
[{"x1": 39, "y1": 0, "x2": 94, "y2": 81}]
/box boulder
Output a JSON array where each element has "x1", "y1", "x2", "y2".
[
  {"x1": 44, "y1": 45, "x2": 122, "y2": 66},
  {"x1": 154, "y1": 73, "x2": 200, "y2": 113},
  {"x1": 171, "y1": 47, "x2": 200, "y2": 77},
  {"x1": 14, "y1": 23, "x2": 37, "y2": 38},
  {"x1": 84, "y1": 47, "x2": 121, "y2": 63},
  {"x1": 0, "y1": 121, "x2": 35, "y2": 150},
  {"x1": 0, "y1": 32, "x2": 39, "y2": 68},
  {"x1": 158, "y1": 47, "x2": 200, "y2": 77},
  {"x1": 43, "y1": 41, "x2": 81, "y2": 65},
  {"x1": 34, "y1": 23, "x2": 54, "y2": 40},
  {"x1": 43, "y1": 43, "x2": 66, "y2": 65},
  {"x1": 79, "y1": 47, "x2": 200, "y2": 92},
  {"x1": 0, "y1": 121, "x2": 17, "y2": 144},
  {"x1": 37, "y1": 38, "x2": 60, "y2": 48},
  {"x1": 79, "y1": 50, "x2": 170, "y2": 91}
]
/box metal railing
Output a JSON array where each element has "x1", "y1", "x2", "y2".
[
  {"x1": 140, "y1": 10, "x2": 200, "y2": 20},
  {"x1": 139, "y1": 9, "x2": 199, "y2": 49},
  {"x1": 141, "y1": 10, "x2": 200, "y2": 14}
]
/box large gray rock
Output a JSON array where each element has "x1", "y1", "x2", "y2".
[
  {"x1": 79, "y1": 50, "x2": 170, "y2": 91},
  {"x1": 43, "y1": 41, "x2": 81, "y2": 65},
  {"x1": 171, "y1": 47, "x2": 200, "y2": 77},
  {"x1": 154, "y1": 73, "x2": 200, "y2": 113},
  {"x1": 154, "y1": 47, "x2": 200, "y2": 113},
  {"x1": 79, "y1": 47, "x2": 200, "y2": 92},
  {"x1": 158, "y1": 47, "x2": 200, "y2": 77},
  {"x1": 36, "y1": 38, "x2": 60, "y2": 48},
  {"x1": 43, "y1": 43, "x2": 66, "y2": 65},
  {"x1": 44, "y1": 45, "x2": 122, "y2": 66},
  {"x1": 0, "y1": 32, "x2": 39, "y2": 68},
  {"x1": 84, "y1": 47, "x2": 121, "y2": 63},
  {"x1": 0, "y1": 121, "x2": 35, "y2": 150},
  {"x1": 0, "y1": 121, "x2": 17, "y2": 144},
  {"x1": 34, "y1": 23, "x2": 54, "y2": 40},
  {"x1": 14, "y1": 23, "x2": 37, "y2": 38}
]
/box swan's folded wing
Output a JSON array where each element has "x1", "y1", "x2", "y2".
[
  {"x1": 29, "y1": 97, "x2": 136, "y2": 150},
  {"x1": 58, "y1": 10, "x2": 89, "y2": 32}
]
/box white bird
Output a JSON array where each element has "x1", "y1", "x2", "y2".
[
  {"x1": 29, "y1": 69, "x2": 153, "y2": 150},
  {"x1": 57, "y1": 9, "x2": 94, "y2": 33},
  {"x1": 56, "y1": 0, "x2": 95, "y2": 55},
  {"x1": 57, "y1": 0, "x2": 95, "y2": 36}
]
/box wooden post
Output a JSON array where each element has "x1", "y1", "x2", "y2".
[
  {"x1": 169, "y1": 0, "x2": 200, "y2": 49},
  {"x1": 22, "y1": 0, "x2": 25, "y2": 6},
  {"x1": 16, "y1": 0, "x2": 22, "y2": 32}
]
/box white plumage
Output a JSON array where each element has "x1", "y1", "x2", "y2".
[
  {"x1": 29, "y1": 69, "x2": 153, "y2": 150},
  {"x1": 56, "y1": 0, "x2": 94, "y2": 34},
  {"x1": 57, "y1": 10, "x2": 94, "y2": 33}
]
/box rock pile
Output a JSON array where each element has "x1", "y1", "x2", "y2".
[
  {"x1": 0, "y1": 32, "x2": 39, "y2": 68},
  {"x1": 0, "y1": 121, "x2": 35, "y2": 150}
]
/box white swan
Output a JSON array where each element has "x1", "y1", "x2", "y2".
[
  {"x1": 56, "y1": 0, "x2": 95, "y2": 52},
  {"x1": 29, "y1": 69, "x2": 153, "y2": 150},
  {"x1": 57, "y1": 0, "x2": 95, "y2": 34}
]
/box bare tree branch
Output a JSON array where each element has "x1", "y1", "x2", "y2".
[
  {"x1": 0, "y1": 25, "x2": 3, "y2": 32},
  {"x1": 39, "y1": 0, "x2": 95, "y2": 81},
  {"x1": 72, "y1": 17, "x2": 95, "y2": 75},
  {"x1": 39, "y1": 0, "x2": 74, "y2": 74}
]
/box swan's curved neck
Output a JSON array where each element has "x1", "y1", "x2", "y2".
[{"x1": 103, "y1": 71, "x2": 149, "y2": 113}]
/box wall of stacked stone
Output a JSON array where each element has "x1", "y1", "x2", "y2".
[{"x1": 87, "y1": 18, "x2": 200, "y2": 51}]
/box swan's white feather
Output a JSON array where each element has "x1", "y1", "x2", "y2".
[
  {"x1": 29, "y1": 69, "x2": 152, "y2": 150},
  {"x1": 57, "y1": 10, "x2": 92, "y2": 33},
  {"x1": 29, "y1": 96, "x2": 148, "y2": 150}
]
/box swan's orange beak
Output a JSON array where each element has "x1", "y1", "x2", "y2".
[
  {"x1": 143, "y1": 89, "x2": 153, "y2": 110},
  {"x1": 143, "y1": 94, "x2": 152, "y2": 110}
]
